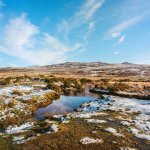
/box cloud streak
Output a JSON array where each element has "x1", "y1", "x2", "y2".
[
  {"x1": 58, "y1": 0, "x2": 105, "y2": 41},
  {"x1": 0, "y1": 14, "x2": 79, "y2": 65},
  {"x1": 106, "y1": 11, "x2": 149, "y2": 47},
  {"x1": 73, "y1": 0, "x2": 105, "y2": 27},
  {"x1": 0, "y1": 0, "x2": 106, "y2": 66},
  {"x1": 107, "y1": 14, "x2": 147, "y2": 39}
]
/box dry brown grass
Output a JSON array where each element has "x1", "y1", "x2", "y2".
[{"x1": 10, "y1": 111, "x2": 149, "y2": 150}]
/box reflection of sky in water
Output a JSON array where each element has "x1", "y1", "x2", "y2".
[{"x1": 35, "y1": 94, "x2": 98, "y2": 119}]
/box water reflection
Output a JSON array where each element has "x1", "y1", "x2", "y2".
[{"x1": 35, "y1": 91, "x2": 99, "y2": 120}]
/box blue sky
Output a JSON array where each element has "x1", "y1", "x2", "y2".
[{"x1": 0, "y1": 0, "x2": 150, "y2": 67}]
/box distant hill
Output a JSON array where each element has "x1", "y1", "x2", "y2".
[{"x1": 0, "y1": 62, "x2": 149, "y2": 76}]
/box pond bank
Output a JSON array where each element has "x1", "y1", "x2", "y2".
[
  {"x1": 35, "y1": 90, "x2": 99, "y2": 120},
  {"x1": 89, "y1": 88, "x2": 150, "y2": 100}
]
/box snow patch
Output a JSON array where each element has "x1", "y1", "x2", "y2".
[
  {"x1": 51, "y1": 124, "x2": 58, "y2": 132},
  {"x1": 0, "y1": 86, "x2": 33, "y2": 97},
  {"x1": 105, "y1": 127, "x2": 124, "y2": 137},
  {"x1": 121, "y1": 121, "x2": 131, "y2": 126},
  {"x1": 69, "y1": 112, "x2": 108, "y2": 119},
  {"x1": 53, "y1": 115, "x2": 69, "y2": 123},
  {"x1": 129, "y1": 127, "x2": 150, "y2": 140},
  {"x1": 13, "y1": 135, "x2": 25, "y2": 144},
  {"x1": 86, "y1": 119, "x2": 106, "y2": 124},
  {"x1": 80, "y1": 137, "x2": 103, "y2": 144},
  {"x1": 6, "y1": 122, "x2": 34, "y2": 134}
]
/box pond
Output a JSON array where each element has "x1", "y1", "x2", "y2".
[{"x1": 35, "y1": 90, "x2": 99, "y2": 120}]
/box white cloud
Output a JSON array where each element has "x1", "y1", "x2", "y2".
[
  {"x1": 118, "y1": 35, "x2": 125, "y2": 44},
  {"x1": 57, "y1": 20, "x2": 69, "y2": 41},
  {"x1": 111, "y1": 32, "x2": 120, "y2": 38},
  {"x1": 113, "y1": 35, "x2": 126, "y2": 46},
  {"x1": 75, "y1": 0, "x2": 105, "y2": 25},
  {"x1": 116, "y1": 0, "x2": 150, "y2": 20},
  {"x1": 107, "y1": 14, "x2": 147, "y2": 39},
  {"x1": 71, "y1": 0, "x2": 105, "y2": 46},
  {"x1": 83, "y1": 21, "x2": 96, "y2": 44},
  {"x1": 0, "y1": 14, "x2": 79, "y2": 65},
  {"x1": 106, "y1": 12, "x2": 149, "y2": 47},
  {"x1": 114, "y1": 51, "x2": 119, "y2": 55},
  {"x1": 56, "y1": 0, "x2": 105, "y2": 57},
  {"x1": 2, "y1": 13, "x2": 38, "y2": 52},
  {"x1": 58, "y1": 0, "x2": 105, "y2": 41}
]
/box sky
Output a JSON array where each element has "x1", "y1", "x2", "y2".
[{"x1": 0, "y1": 0, "x2": 150, "y2": 67}]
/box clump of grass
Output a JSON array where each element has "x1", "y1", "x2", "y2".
[
  {"x1": 108, "y1": 82, "x2": 130, "y2": 92},
  {"x1": 12, "y1": 90, "x2": 23, "y2": 96}
]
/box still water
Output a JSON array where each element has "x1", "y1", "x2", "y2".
[{"x1": 35, "y1": 91, "x2": 99, "y2": 120}]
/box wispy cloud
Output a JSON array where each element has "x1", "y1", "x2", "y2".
[
  {"x1": 73, "y1": 0, "x2": 105, "y2": 27},
  {"x1": 107, "y1": 14, "x2": 147, "y2": 39},
  {"x1": 0, "y1": 14, "x2": 79, "y2": 65},
  {"x1": 57, "y1": 20, "x2": 69, "y2": 41},
  {"x1": 118, "y1": 35, "x2": 125, "y2": 44},
  {"x1": 83, "y1": 20, "x2": 96, "y2": 45},
  {"x1": 115, "y1": 0, "x2": 150, "y2": 20},
  {"x1": 106, "y1": 12, "x2": 149, "y2": 47},
  {"x1": 58, "y1": 0, "x2": 105, "y2": 42},
  {"x1": 113, "y1": 35, "x2": 125, "y2": 46}
]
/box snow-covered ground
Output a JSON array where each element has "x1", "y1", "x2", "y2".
[
  {"x1": 16, "y1": 89, "x2": 54, "y2": 101},
  {"x1": 77, "y1": 95, "x2": 150, "y2": 140},
  {"x1": 0, "y1": 86, "x2": 33, "y2": 97},
  {"x1": 0, "y1": 84, "x2": 149, "y2": 146},
  {"x1": 0, "y1": 84, "x2": 54, "y2": 123},
  {"x1": 0, "y1": 85, "x2": 53, "y2": 102}
]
